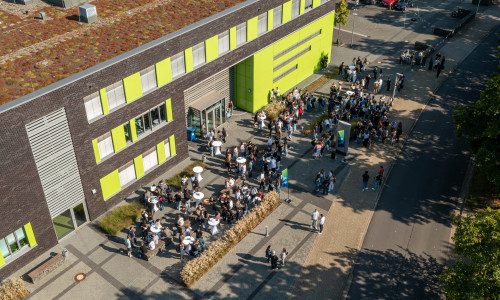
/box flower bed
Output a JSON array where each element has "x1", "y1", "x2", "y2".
[
  {"x1": 98, "y1": 202, "x2": 142, "y2": 235},
  {"x1": 166, "y1": 161, "x2": 208, "y2": 189},
  {"x1": 0, "y1": 278, "x2": 29, "y2": 300},
  {"x1": 0, "y1": 0, "x2": 246, "y2": 105},
  {"x1": 180, "y1": 192, "x2": 281, "y2": 287}
]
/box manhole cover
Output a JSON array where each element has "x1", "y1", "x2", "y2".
[{"x1": 74, "y1": 273, "x2": 86, "y2": 282}]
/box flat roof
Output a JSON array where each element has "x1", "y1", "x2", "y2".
[{"x1": 0, "y1": 0, "x2": 248, "y2": 107}]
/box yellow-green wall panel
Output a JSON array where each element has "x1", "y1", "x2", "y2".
[
  {"x1": 300, "y1": 0, "x2": 305, "y2": 14},
  {"x1": 267, "y1": 9, "x2": 274, "y2": 31},
  {"x1": 134, "y1": 155, "x2": 144, "y2": 178},
  {"x1": 205, "y1": 35, "x2": 219, "y2": 62},
  {"x1": 123, "y1": 73, "x2": 142, "y2": 103},
  {"x1": 156, "y1": 57, "x2": 172, "y2": 86},
  {"x1": 169, "y1": 135, "x2": 176, "y2": 156},
  {"x1": 100, "y1": 88, "x2": 109, "y2": 115},
  {"x1": 92, "y1": 139, "x2": 101, "y2": 163},
  {"x1": 283, "y1": 1, "x2": 292, "y2": 23},
  {"x1": 166, "y1": 98, "x2": 173, "y2": 122},
  {"x1": 24, "y1": 223, "x2": 37, "y2": 247},
  {"x1": 184, "y1": 48, "x2": 194, "y2": 72},
  {"x1": 247, "y1": 16, "x2": 258, "y2": 41},
  {"x1": 100, "y1": 170, "x2": 120, "y2": 200},
  {"x1": 313, "y1": 0, "x2": 321, "y2": 7},
  {"x1": 229, "y1": 27, "x2": 237, "y2": 50},
  {"x1": 0, "y1": 251, "x2": 4, "y2": 267},
  {"x1": 130, "y1": 119, "x2": 137, "y2": 142},
  {"x1": 157, "y1": 142, "x2": 166, "y2": 164},
  {"x1": 111, "y1": 125, "x2": 126, "y2": 152}
]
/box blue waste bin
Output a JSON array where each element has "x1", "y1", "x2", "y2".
[{"x1": 187, "y1": 127, "x2": 196, "y2": 141}]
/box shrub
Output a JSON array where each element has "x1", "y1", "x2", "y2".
[
  {"x1": 262, "y1": 102, "x2": 286, "y2": 121},
  {"x1": 0, "y1": 278, "x2": 29, "y2": 300},
  {"x1": 303, "y1": 113, "x2": 329, "y2": 135},
  {"x1": 181, "y1": 192, "x2": 280, "y2": 287},
  {"x1": 166, "y1": 161, "x2": 207, "y2": 189},
  {"x1": 98, "y1": 202, "x2": 142, "y2": 235}
]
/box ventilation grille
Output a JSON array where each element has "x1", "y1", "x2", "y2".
[{"x1": 25, "y1": 109, "x2": 85, "y2": 218}]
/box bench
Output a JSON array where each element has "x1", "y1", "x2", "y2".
[
  {"x1": 27, "y1": 253, "x2": 65, "y2": 283},
  {"x1": 143, "y1": 237, "x2": 171, "y2": 261},
  {"x1": 221, "y1": 178, "x2": 243, "y2": 194}
]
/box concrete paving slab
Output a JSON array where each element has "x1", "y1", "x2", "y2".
[
  {"x1": 62, "y1": 272, "x2": 122, "y2": 300},
  {"x1": 101, "y1": 254, "x2": 155, "y2": 292}
]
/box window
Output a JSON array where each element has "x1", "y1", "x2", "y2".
[
  {"x1": 124, "y1": 122, "x2": 132, "y2": 144},
  {"x1": 0, "y1": 227, "x2": 29, "y2": 261},
  {"x1": 257, "y1": 12, "x2": 268, "y2": 36},
  {"x1": 192, "y1": 42, "x2": 206, "y2": 68},
  {"x1": 97, "y1": 132, "x2": 114, "y2": 159},
  {"x1": 143, "y1": 148, "x2": 158, "y2": 173},
  {"x1": 292, "y1": 0, "x2": 300, "y2": 18},
  {"x1": 218, "y1": 30, "x2": 230, "y2": 55},
  {"x1": 140, "y1": 66, "x2": 157, "y2": 94},
  {"x1": 320, "y1": 0, "x2": 329, "y2": 4},
  {"x1": 273, "y1": 6, "x2": 282, "y2": 29},
  {"x1": 106, "y1": 81, "x2": 126, "y2": 111},
  {"x1": 84, "y1": 92, "x2": 103, "y2": 122},
  {"x1": 164, "y1": 139, "x2": 171, "y2": 159},
  {"x1": 171, "y1": 52, "x2": 185, "y2": 78},
  {"x1": 119, "y1": 161, "x2": 136, "y2": 187},
  {"x1": 304, "y1": 0, "x2": 313, "y2": 12},
  {"x1": 134, "y1": 103, "x2": 168, "y2": 139},
  {"x1": 235, "y1": 22, "x2": 246, "y2": 46}
]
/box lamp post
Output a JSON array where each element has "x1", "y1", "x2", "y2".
[
  {"x1": 475, "y1": 0, "x2": 481, "y2": 15},
  {"x1": 351, "y1": 12, "x2": 358, "y2": 49}
]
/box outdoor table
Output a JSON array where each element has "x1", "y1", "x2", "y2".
[
  {"x1": 346, "y1": 91, "x2": 355, "y2": 96},
  {"x1": 236, "y1": 157, "x2": 247, "y2": 164},
  {"x1": 149, "y1": 197, "x2": 159, "y2": 212},
  {"x1": 208, "y1": 218, "x2": 220, "y2": 235},
  {"x1": 349, "y1": 65, "x2": 356, "y2": 70},
  {"x1": 150, "y1": 225, "x2": 162, "y2": 234},
  {"x1": 193, "y1": 166, "x2": 203, "y2": 182},
  {"x1": 182, "y1": 236, "x2": 195, "y2": 245},
  {"x1": 193, "y1": 192, "x2": 204, "y2": 207},
  {"x1": 213, "y1": 141, "x2": 222, "y2": 155}
]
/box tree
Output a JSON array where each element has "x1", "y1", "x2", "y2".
[
  {"x1": 334, "y1": 0, "x2": 350, "y2": 44},
  {"x1": 439, "y1": 209, "x2": 500, "y2": 299},
  {"x1": 453, "y1": 70, "x2": 500, "y2": 191}
]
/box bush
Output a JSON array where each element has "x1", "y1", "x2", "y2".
[
  {"x1": 166, "y1": 161, "x2": 208, "y2": 189},
  {"x1": 262, "y1": 102, "x2": 286, "y2": 121},
  {"x1": 303, "y1": 113, "x2": 328, "y2": 135},
  {"x1": 0, "y1": 278, "x2": 29, "y2": 300},
  {"x1": 98, "y1": 202, "x2": 142, "y2": 235},
  {"x1": 180, "y1": 192, "x2": 280, "y2": 287}
]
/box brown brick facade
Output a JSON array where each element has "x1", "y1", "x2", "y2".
[{"x1": 0, "y1": 0, "x2": 335, "y2": 280}]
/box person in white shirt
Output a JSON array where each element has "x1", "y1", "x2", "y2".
[
  {"x1": 319, "y1": 214, "x2": 326, "y2": 234},
  {"x1": 148, "y1": 239, "x2": 156, "y2": 250},
  {"x1": 275, "y1": 87, "x2": 280, "y2": 99},
  {"x1": 311, "y1": 209, "x2": 320, "y2": 230}
]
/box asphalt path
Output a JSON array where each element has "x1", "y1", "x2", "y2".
[{"x1": 346, "y1": 27, "x2": 500, "y2": 299}]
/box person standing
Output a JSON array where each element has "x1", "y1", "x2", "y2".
[
  {"x1": 372, "y1": 173, "x2": 383, "y2": 191},
  {"x1": 319, "y1": 214, "x2": 326, "y2": 234},
  {"x1": 270, "y1": 251, "x2": 279, "y2": 269},
  {"x1": 128, "y1": 227, "x2": 137, "y2": 245},
  {"x1": 362, "y1": 171, "x2": 370, "y2": 191},
  {"x1": 311, "y1": 209, "x2": 320, "y2": 230},
  {"x1": 280, "y1": 248, "x2": 289, "y2": 266},
  {"x1": 386, "y1": 77, "x2": 391, "y2": 92},
  {"x1": 266, "y1": 245, "x2": 273, "y2": 263},
  {"x1": 125, "y1": 235, "x2": 132, "y2": 257},
  {"x1": 436, "y1": 65, "x2": 442, "y2": 78}
]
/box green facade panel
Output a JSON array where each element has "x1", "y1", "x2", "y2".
[
  {"x1": 134, "y1": 155, "x2": 144, "y2": 178},
  {"x1": 157, "y1": 141, "x2": 166, "y2": 164},
  {"x1": 205, "y1": 35, "x2": 219, "y2": 62},
  {"x1": 229, "y1": 27, "x2": 237, "y2": 50},
  {"x1": 235, "y1": 12, "x2": 334, "y2": 113},
  {"x1": 184, "y1": 47, "x2": 194, "y2": 72},
  {"x1": 100, "y1": 88, "x2": 109, "y2": 115},
  {"x1": 111, "y1": 125, "x2": 126, "y2": 152},
  {"x1": 313, "y1": 0, "x2": 321, "y2": 8},
  {"x1": 166, "y1": 98, "x2": 173, "y2": 122},
  {"x1": 169, "y1": 135, "x2": 176, "y2": 156},
  {"x1": 123, "y1": 72, "x2": 142, "y2": 103},
  {"x1": 92, "y1": 138, "x2": 101, "y2": 163},
  {"x1": 24, "y1": 223, "x2": 37, "y2": 247},
  {"x1": 300, "y1": 0, "x2": 305, "y2": 14},
  {"x1": 156, "y1": 57, "x2": 172, "y2": 86},
  {"x1": 283, "y1": 1, "x2": 292, "y2": 23},
  {"x1": 130, "y1": 119, "x2": 137, "y2": 142},
  {"x1": 100, "y1": 170, "x2": 120, "y2": 200},
  {"x1": 247, "y1": 16, "x2": 258, "y2": 41},
  {"x1": 267, "y1": 10, "x2": 274, "y2": 31}
]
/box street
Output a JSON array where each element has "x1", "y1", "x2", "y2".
[{"x1": 346, "y1": 26, "x2": 500, "y2": 299}]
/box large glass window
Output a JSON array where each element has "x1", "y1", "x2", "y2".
[
  {"x1": 143, "y1": 148, "x2": 158, "y2": 173},
  {"x1": 257, "y1": 12, "x2": 268, "y2": 36},
  {"x1": 171, "y1": 52, "x2": 186, "y2": 78},
  {"x1": 97, "y1": 132, "x2": 114, "y2": 159},
  {"x1": 134, "y1": 103, "x2": 168, "y2": 139},
  {"x1": 53, "y1": 209, "x2": 75, "y2": 239},
  {"x1": 273, "y1": 6, "x2": 282, "y2": 29},
  {"x1": 124, "y1": 122, "x2": 132, "y2": 144},
  {"x1": 106, "y1": 81, "x2": 126, "y2": 111},
  {"x1": 218, "y1": 30, "x2": 230, "y2": 55},
  {"x1": 140, "y1": 66, "x2": 157, "y2": 94},
  {"x1": 84, "y1": 92, "x2": 103, "y2": 122},
  {"x1": 119, "y1": 161, "x2": 136, "y2": 187},
  {"x1": 0, "y1": 227, "x2": 29, "y2": 260},
  {"x1": 292, "y1": 0, "x2": 300, "y2": 18},
  {"x1": 236, "y1": 22, "x2": 246, "y2": 46},
  {"x1": 192, "y1": 42, "x2": 206, "y2": 68},
  {"x1": 304, "y1": 0, "x2": 313, "y2": 12}
]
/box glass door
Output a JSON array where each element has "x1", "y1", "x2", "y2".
[
  {"x1": 215, "y1": 106, "x2": 221, "y2": 128},
  {"x1": 206, "y1": 109, "x2": 214, "y2": 133},
  {"x1": 52, "y1": 202, "x2": 89, "y2": 240}
]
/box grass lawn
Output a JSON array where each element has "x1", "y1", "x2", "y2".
[{"x1": 466, "y1": 168, "x2": 500, "y2": 211}]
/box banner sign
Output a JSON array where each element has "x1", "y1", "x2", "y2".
[
  {"x1": 337, "y1": 130, "x2": 345, "y2": 148},
  {"x1": 281, "y1": 168, "x2": 288, "y2": 187}
]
